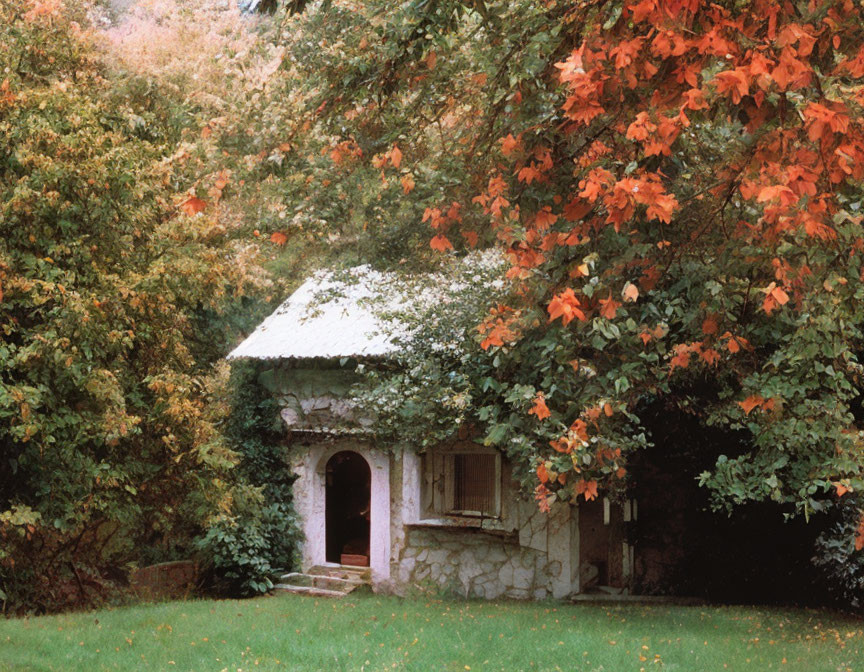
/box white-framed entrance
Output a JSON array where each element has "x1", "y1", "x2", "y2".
[{"x1": 291, "y1": 441, "x2": 391, "y2": 584}]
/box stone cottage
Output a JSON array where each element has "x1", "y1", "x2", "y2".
[{"x1": 227, "y1": 267, "x2": 635, "y2": 599}]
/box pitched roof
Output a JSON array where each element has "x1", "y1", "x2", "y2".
[
  {"x1": 228, "y1": 252, "x2": 506, "y2": 362},
  {"x1": 227, "y1": 266, "x2": 404, "y2": 360}
]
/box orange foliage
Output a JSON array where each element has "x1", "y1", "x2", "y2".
[
  {"x1": 529, "y1": 393, "x2": 552, "y2": 420},
  {"x1": 179, "y1": 196, "x2": 207, "y2": 216},
  {"x1": 575, "y1": 479, "x2": 598, "y2": 502},
  {"x1": 429, "y1": 234, "x2": 453, "y2": 252},
  {"x1": 269, "y1": 231, "x2": 288, "y2": 246},
  {"x1": 477, "y1": 305, "x2": 521, "y2": 350},
  {"x1": 547, "y1": 288, "x2": 586, "y2": 326},
  {"x1": 411, "y1": 0, "x2": 864, "y2": 507},
  {"x1": 738, "y1": 395, "x2": 776, "y2": 415},
  {"x1": 598, "y1": 295, "x2": 620, "y2": 320}
]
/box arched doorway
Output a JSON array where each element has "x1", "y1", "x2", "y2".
[{"x1": 325, "y1": 451, "x2": 371, "y2": 566}]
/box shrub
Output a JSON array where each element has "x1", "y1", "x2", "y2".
[
  {"x1": 0, "y1": 0, "x2": 263, "y2": 613},
  {"x1": 814, "y1": 496, "x2": 864, "y2": 609},
  {"x1": 196, "y1": 361, "x2": 300, "y2": 596},
  {"x1": 196, "y1": 485, "x2": 298, "y2": 596}
]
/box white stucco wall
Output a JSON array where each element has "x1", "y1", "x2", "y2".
[
  {"x1": 291, "y1": 440, "x2": 391, "y2": 584},
  {"x1": 290, "y1": 442, "x2": 599, "y2": 599}
]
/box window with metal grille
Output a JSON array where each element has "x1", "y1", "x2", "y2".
[
  {"x1": 423, "y1": 449, "x2": 501, "y2": 518},
  {"x1": 453, "y1": 453, "x2": 497, "y2": 515}
]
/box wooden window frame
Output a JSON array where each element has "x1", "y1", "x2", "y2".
[{"x1": 422, "y1": 446, "x2": 501, "y2": 519}]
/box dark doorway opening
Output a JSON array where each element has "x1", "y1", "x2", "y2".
[
  {"x1": 630, "y1": 400, "x2": 831, "y2": 605},
  {"x1": 579, "y1": 499, "x2": 626, "y2": 591},
  {"x1": 325, "y1": 451, "x2": 371, "y2": 566}
]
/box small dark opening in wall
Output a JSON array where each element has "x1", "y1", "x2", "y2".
[{"x1": 325, "y1": 451, "x2": 370, "y2": 566}]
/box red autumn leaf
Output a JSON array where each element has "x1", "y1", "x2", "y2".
[
  {"x1": 835, "y1": 483, "x2": 850, "y2": 497},
  {"x1": 757, "y1": 184, "x2": 797, "y2": 206},
  {"x1": 576, "y1": 479, "x2": 599, "y2": 502},
  {"x1": 0, "y1": 78, "x2": 15, "y2": 106},
  {"x1": 855, "y1": 515, "x2": 864, "y2": 551},
  {"x1": 712, "y1": 68, "x2": 751, "y2": 104},
  {"x1": 533, "y1": 207, "x2": 558, "y2": 230},
  {"x1": 388, "y1": 145, "x2": 403, "y2": 169},
  {"x1": 622, "y1": 282, "x2": 639, "y2": 302},
  {"x1": 762, "y1": 282, "x2": 790, "y2": 314},
  {"x1": 517, "y1": 164, "x2": 543, "y2": 184},
  {"x1": 179, "y1": 197, "x2": 207, "y2": 216},
  {"x1": 500, "y1": 133, "x2": 521, "y2": 156},
  {"x1": 548, "y1": 288, "x2": 586, "y2": 325},
  {"x1": 700, "y1": 348, "x2": 721, "y2": 366},
  {"x1": 563, "y1": 198, "x2": 593, "y2": 222},
  {"x1": 802, "y1": 214, "x2": 836, "y2": 240},
  {"x1": 771, "y1": 286, "x2": 790, "y2": 305},
  {"x1": 422, "y1": 207, "x2": 442, "y2": 226},
  {"x1": 537, "y1": 462, "x2": 549, "y2": 484},
  {"x1": 681, "y1": 87, "x2": 709, "y2": 110},
  {"x1": 550, "y1": 438, "x2": 572, "y2": 454},
  {"x1": 461, "y1": 230, "x2": 479, "y2": 247},
  {"x1": 430, "y1": 234, "x2": 453, "y2": 252},
  {"x1": 669, "y1": 345, "x2": 691, "y2": 372},
  {"x1": 738, "y1": 395, "x2": 765, "y2": 415},
  {"x1": 535, "y1": 484, "x2": 551, "y2": 513},
  {"x1": 529, "y1": 393, "x2": 551, "y2": 420},
  {"x1": 269, "y1": 231, "x2": 288, "y2": 246},
  {"x1": 569, "y1": 263, "x2": 590, "y2": 278},
  {"x1": 445, "y1": 201, "x2": 462, "y2": 222},
  {"x1": 802, "y1": 102, "x2": 850, "y2": 142},
  {"x1": 571, "y1": 419, "x2": 589, "y2": 441},
  {"x1": 400, "y1": 174, "x2": 415, "y2": 194},
  {"x1": 598, "y1": 295, "x2": 621, "y2": 320}
]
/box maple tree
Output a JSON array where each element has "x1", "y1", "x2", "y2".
[
  {"x1": 465, "y1": 0, "x2": 864, "y2": 537},
  {"x1": 265, "y1": 0, "x2": 864, "y2": 598}
]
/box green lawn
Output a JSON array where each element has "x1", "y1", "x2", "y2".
[{"x1": 1, "y1": 593, "x2": 862, "y2": 672}]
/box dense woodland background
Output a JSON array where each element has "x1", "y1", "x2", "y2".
[{"x1": 2, "y1": 0, "x2": 864, "y2": 613}]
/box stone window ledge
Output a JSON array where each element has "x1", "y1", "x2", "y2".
[{"x1": 407, "y1": 518, "x2": 516, "y2": 539}]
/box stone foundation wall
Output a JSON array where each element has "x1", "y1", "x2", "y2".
[
  {"x1": 288, "y1": 441, "x2": 580, "y2": 599},
  {"x1": 130, "y1": 560, "x2": 197, "y2": 599},
  {"x1": 394, "y1": 525, "x2": 560, "y2": 600}
]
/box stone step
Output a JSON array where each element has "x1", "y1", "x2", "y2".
[
  {"x1": 273, "y1": 583, "x2": 348, "y2": 598},
  {"x1": 307, "y1": 564, "x2": 371, "y2": 582},
  {"x1": 278, "y1": 572, "x2": 363, "y2": 592}
]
